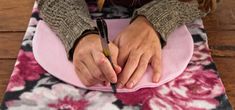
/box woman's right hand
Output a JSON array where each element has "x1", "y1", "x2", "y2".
[{"x1": 73, "y1": 34, "x2": 121, "y2": 86}]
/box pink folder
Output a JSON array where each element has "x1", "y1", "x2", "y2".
[{"x1": 32, "y1": 19, "x2": 193, "y2": 93}]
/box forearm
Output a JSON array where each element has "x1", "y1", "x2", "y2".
[
  {"x1": 38, "y1": 0, "x2": 97, "y2": 60},
  {"x1": 132, "y1": 0, "x2": 208, "y2": 43}
]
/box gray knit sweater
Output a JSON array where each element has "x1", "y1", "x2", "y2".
[{"x1": 38, "y1": 0, "x2": 206, "y2": 60}]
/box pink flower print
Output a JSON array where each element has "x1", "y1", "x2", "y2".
[
  {"x1": 48, "y1": 97, "x2": 88, "y2": 110},
  {"x1": 116, "y1": 69, "x2": 224, "y2": 110},
  {"x1": 6, "y1": 50, "x2": 46, "y2": 91}
]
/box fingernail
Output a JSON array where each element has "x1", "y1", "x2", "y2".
[
  {"x1": 117, "y1": 83, "x2": 123, "y2": 89},
  {"x1": 111, "y1": 77, "x2": 117, "y2": 83},
  {"x1": 127, "y1": 82, "x2": 134, "y2": 88},
  {"x1": 99, "y1": 58, "x2": 105, "y2": 64},
  {"x1": 117, "y1": 65, "x2": 122, "y2": 71},
  {"x1": 153, "y1": 78, "x2": 158, "y2": 83},
  {"x1": 153, "y1": 75, "x2": 160, "y2": 83},
  {"x1": 115, "y1": 65, "x2": 122, "y2": 73}
]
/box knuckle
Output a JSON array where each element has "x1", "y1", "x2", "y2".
[
  {"x1": 100, "y1": 58, "x2": 110, "y2": 67},
  {"x1": 103, "y1": 58, "x2": 109, "y2": 64},
  {"x1": 146, "y1": 49, "x2": 153, "y2": 54},
  {"x1": 119, "y1": 44, "x2": 127, "y2": 51},
  {"x1": 97, "y1": 56, "x2": 107, "y2": 64},
  {"x1": 141, "y1": 57, "x2": 150, "y2": 66},
  {"x1": 130, "y1": 50, "x2": 140, "y2": 58},
  {"x1": 109, "y1": 74, "x2": 115, "y2": 80},
  {"x1": 119, "y1": 44, "x2": 124, "y2": 49},
  {"x1": 129, "y1": 55, "x2": 137, "y2": 61},
  {"x1": 130, "y1": 49, "x2": 137, "y2": 54},
  {"x1": 153, "y1": 58, "x2": 161, "y2": 65},
  {"x1": 139, "y1": 62, "x2": 147, "y2": 68}
]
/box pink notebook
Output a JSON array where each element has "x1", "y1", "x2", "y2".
[{"x1": 32, "y1": 19, "x2": 193, "y2": 93}]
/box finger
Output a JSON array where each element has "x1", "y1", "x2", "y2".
[
  {"x1": 74, "y1": 68, "x2": 91, "y2": 87},
  {"x1": 151, "y1": 54, "x2": 162, "y2": 83},
  {"x1": 92, "y1": 50, "x2": 117, "y2": 83},
  {"x1": 117, "y1": 46, "x2": 130, "y2": 68},
  {"x1": 99, "y1": 57, "x2": 118, "y2": 83},
  {"x1": 83, "y1": 54, "x2": 107, "y2": 81},
  {"x1": 109, "y1": 43, "x2": 122, "y2": 74},
  {"x1": 117, "y1": 50, "x2": 142, "y2": 88},
  {"x1": 74, "y1": 61, "x2": 99, "y2": 86},
  {"x1": 114, "y1": 64, "x2": 122, "y2": 74},
  {"x1": 113, "y1": 34, "x2": 120, "y2": 46},
  {"x1": 126, "y1": 54, "x2": 151, "y2": 88},
  {"x1": 109, "y1": 43, "x2": 119, "y2": 65}
]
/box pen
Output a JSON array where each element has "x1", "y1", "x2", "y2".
[{"x1": 96, "y1": 18, "x2": 117, "y2": 93}]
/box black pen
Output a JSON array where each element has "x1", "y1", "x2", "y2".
[{"x1": 96, "y1": 18, "x2": 117, "y2": 93}]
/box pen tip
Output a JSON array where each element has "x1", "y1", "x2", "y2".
[{"x1": 111, "y1": 83, "x2": 117, "y2": 94}]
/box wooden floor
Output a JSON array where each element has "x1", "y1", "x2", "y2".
[{"x1": 0, "y1": 0, "x2": 234, "y2": 108}]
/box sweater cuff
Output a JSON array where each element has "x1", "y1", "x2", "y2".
[
  {"x1": 58, "y1": 12, "x2": 98, "y2": 60},
  {"x1": 38, "y1": 0, "x2": 97, "y2": 61},
  {"x1": 54, "y1": 11, "x2": 98, "y2": 60},
  {"x1": 68, "y1": 29, "x2": 99, "y2": 61},
  {"x1": 132, "y1": 0, "x2": 206, "y2": 43}
]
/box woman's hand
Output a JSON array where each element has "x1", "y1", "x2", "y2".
[
  {"x1": 114, "y1": 16, "x2": 162, "y2": 89},
  {"x1": 73, "y1": 34, "x2": 121, "y2": 86}
]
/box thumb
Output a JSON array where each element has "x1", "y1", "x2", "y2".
[
  {"x1": 150, "y1": 54, "x2": 162, "y2": 83},
  {"x1": 109, "y1": 43, "x2": 122, "y2": 74}
]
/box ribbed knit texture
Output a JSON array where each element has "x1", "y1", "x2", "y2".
[
  {"x1": 38, "y1": 0, "x2": 97, "y2": 60},
  {"x1": 133, "y1": 0, "x2": 206, "y2": 41}
]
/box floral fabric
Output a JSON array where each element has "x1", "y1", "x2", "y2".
[{"x1": 0, "y1": 2, "x2": 232, "y2": 110}]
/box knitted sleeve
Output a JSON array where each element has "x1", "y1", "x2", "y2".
[
  {"x1": 38, "y1": 0, "x2": 98, "y2": 60},
  {"x1": 132, "y1": 0, "x2": 207, "y2": 43}
]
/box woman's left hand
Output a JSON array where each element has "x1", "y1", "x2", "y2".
[{"x1": 114, "y1": 16, "x2": 162, "y2": 89}]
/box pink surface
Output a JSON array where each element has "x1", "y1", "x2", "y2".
[{"x1": 32, "y1": 19, "x2": 193, "y2": 93}]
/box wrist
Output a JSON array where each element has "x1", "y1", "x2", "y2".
[
  {"x1": 132, "y1": 16, "x2": 151, "y2": 26},
  {"x1": 70, "y1": 31, "x2": 99, "y2": 61},
  {"x1": 131, "y1": 16, "x2": 166, "y2": 48},
  {"x1": 75, "y1": 34, "x2": 100, "y2": 50}
]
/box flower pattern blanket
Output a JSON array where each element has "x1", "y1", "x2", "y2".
[{"x1": 0, "y1": 2, "x2": 233, "y2": 110}]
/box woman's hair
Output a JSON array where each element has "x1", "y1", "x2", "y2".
[{"x1": 97, "y1": 0, "x2": 219, "y2": 13}]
